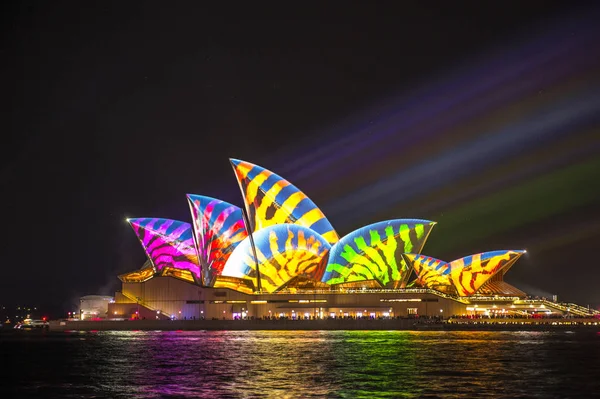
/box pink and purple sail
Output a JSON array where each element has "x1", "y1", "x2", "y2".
[{"x1": 128, "y1": 218, "x2": 201, "y2": 281}]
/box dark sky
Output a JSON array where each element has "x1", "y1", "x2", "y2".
[{"x1": 2, "y1": 2, "x2": 599, "y2": 315}]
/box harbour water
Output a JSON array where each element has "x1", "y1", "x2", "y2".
[{"x1": 2, "y1": 330, "x2": 599, "y2": 398}]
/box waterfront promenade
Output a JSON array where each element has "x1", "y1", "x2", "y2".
[{"x1": 42, "y1": 317, "x2": 600, "y2": 332}]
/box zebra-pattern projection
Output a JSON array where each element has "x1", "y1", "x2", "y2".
[
  {"x1": 221, "y1": 224, "x2": 331, "y2": 293},
  {"x1": 230, "y1": 159, "x2": 339, "y2": 245},
  {"x1": 402, "y1": 253, "x2": 452, "y2": 288},
  {"x1": 187, "y1": 194, "x2": 248, "y2": 286},
  {"x1": 321, "y1": 219, "x2": 436, "y2": 288},
  {"x1": 128, "y1": 218, "x2": 201, "y2": 281},
  {"x1": 449, "y1": 250, "x2": 525, "y2": 296},
  {"x1": 404, "y1": 250, "x2": 526, "y2": 296}
]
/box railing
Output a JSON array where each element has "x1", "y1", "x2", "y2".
[
  {"x1": 562, "y1": 302, "x2": 599, "y2": 316},
  {"x1": 260, "y1": 288, "x2": 470, "y2": 304},
  {"x1": 468, "y1": 296, "x2": 521, "y2": 302},
  {"x1": 517, "y1": 299, "x2": 569, "y2": 313}
]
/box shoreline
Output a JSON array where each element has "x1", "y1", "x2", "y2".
[{"x1": 9, "y1": 318, "x2": 588, "y2": 332}]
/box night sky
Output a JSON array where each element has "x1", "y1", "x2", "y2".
[{"x1": 2, "y1": 2, "x2": 599, "y2": 316}]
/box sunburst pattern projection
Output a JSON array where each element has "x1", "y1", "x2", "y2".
[
  {"x1": 401, "y1": 253, "x2": 452, "y2": 288},
  {"x1": 321, "y1": 219, "x2": 436, "y2": 288},
  {"x1": 448, "y1": 250, "x2": 525, "y2": 296},
  {"x1": 187, "y1": 194, "x2": 248, "y2": 286},
  {"x1": 221, "y1": 224, "x2": 331, "y2": 293},
  {"x1": 128, "y1": 218, "x2": 201, "y2": 281},
  {"x1": 230, "y1": 159, "x2": 339, "y2": 245}
]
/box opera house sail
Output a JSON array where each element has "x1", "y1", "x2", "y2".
[
  {"x1": 186, "y1": 195, "x2": 248, "y2": 286},
  {"x1": 229, "y1": 158, "x2": 340, "y2": 245},
  {"x1": 108, "y1": 158, "x2": 573, "y2": 321},
  {"x1": 320, "y1": 219, "x2": 436, "y2": 289},
  {"x1": 402, "y1": 250, "x2": 526, "y2": 296}
]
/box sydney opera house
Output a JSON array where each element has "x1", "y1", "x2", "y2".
[{"x1": 107, "y1": 159, "x2": 591, "y2": 321}]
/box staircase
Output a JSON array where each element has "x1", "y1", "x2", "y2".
[
  {"x1": 560, "y1": 302, "x2": 600, "y2": 317},
  {"x1": 120, "y1": 291, "x2": 171, "y2": 319},
  {"x1": 533, "y1": 299, "x2": 597, "y2": 317}
]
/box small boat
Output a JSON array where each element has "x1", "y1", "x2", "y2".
[{"x1": 14, "y1": 319, "x2": 49, "y2": 330}]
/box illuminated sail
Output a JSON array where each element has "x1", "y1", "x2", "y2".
[
  {"x1": 230, "y1": 159, "x2": 339, "y2": 244},
  {"x1": 187, "y1": 194, "x2": 248, "y2": 286},
  {"x1": 448, "y1": 250, "x2": 525, "y2": 296},
  {"x1": 128, "y1": 218, "x2": 200, "y2": 281},
  {"x1": 402, "y1": 254, "x2": 452, "y2": 288},
  {"x1": 221, "y1": 224, "x2": 331, "y2": 293},
  {"x1": 321, "y1": 219, "x2": 436, "y2": 288}
]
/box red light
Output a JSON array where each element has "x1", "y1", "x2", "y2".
[{"x1": 42, "y1": 317, "x2": 47, "y2": 321}]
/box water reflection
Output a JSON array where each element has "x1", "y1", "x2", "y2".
[{"x1": 2, "y1": 330, "x2": 599, "y2": 398}]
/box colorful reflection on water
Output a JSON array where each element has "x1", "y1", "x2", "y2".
[{"x1": 2, "y1": 330, "x2": 600, "y2": 398}]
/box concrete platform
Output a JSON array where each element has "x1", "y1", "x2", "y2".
[{"x1": 46, "y1": 317, "x2": 600, "y2": 332}]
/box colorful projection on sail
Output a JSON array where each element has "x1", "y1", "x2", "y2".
[
  {"x1": 124, "y1": 158, "x2": 527, "y2": 298},
  {"x1": 230, "y1": 159, "x2": 339, "y2": 245},
  {"x1": 402, "y1": 253, "x2": 452, "y2": 288},
  {"x1": 321, "y1": 219, "x2": 436, "y2": 288},
  {"x1": 128, "y1": 218, "x2": 201, "y2": 281},
  {"x1": 187, "y1": 195, "x2": 248, "y2": 286},
  {"x1": 448, "y1": 250, "x2": 525, "y2": 296},
  {"x1": 221, "y1": 224, "x2": 331, "y2": 293},
  {"x1": 404, "y1": 250, "x2": 525, "y2": 296}
]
